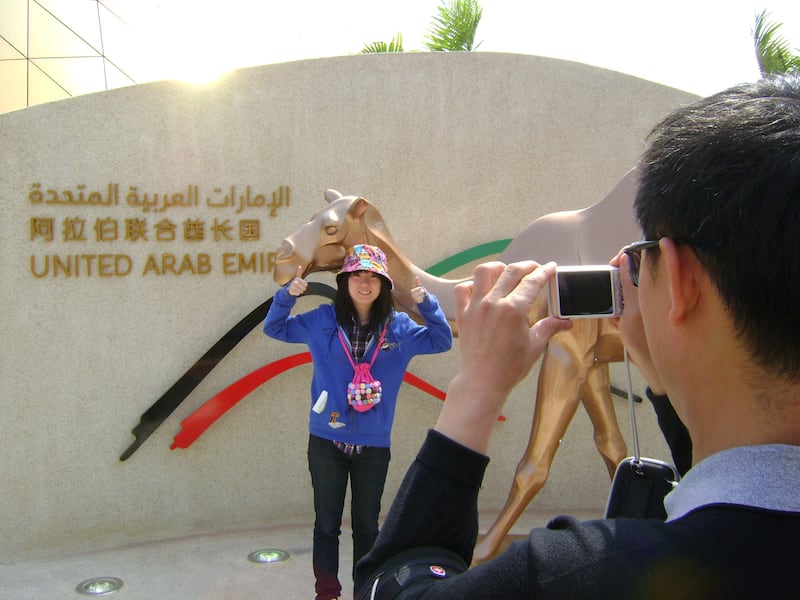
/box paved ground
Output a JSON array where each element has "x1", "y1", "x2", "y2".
[{"x1": 0, "y1": 509, "x2": 602, "y2": 599}]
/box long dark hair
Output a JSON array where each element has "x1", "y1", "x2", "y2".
[{"x1": 334, "y1": 271, "x2": 393, "y2": 332}]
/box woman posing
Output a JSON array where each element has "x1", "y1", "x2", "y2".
[{"x1": 263, "y1": 244, "x2": 452, "y2": 600}]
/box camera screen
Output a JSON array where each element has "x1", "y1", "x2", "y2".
[{"x1": 557, "y1": 271, "x2": 614, "y2": 316}]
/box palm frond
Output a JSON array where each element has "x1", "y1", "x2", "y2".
[
  {"x1": 752, "y1": 10, "x2": 800, "y2": 75},
  {"x1": 361, "y1": 33, "x2": 404, "y2": 54},
  {"x1": 424, "y1": 0, "x2": 483, "y2": 52}
]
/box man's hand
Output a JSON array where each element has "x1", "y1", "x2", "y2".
[
  {"x1": 435, "y1": 261, "x2": 573, "y2": 453},
  {"x1": 609, "y1": 250, "x2": 665, "y2": 394}
]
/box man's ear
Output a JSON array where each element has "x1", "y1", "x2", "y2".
[{"x1": 661, "y1": 238, "x2": 701, "y2": 325}]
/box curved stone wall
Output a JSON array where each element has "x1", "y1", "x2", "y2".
[{"x1": 0, "y1": 52, "x2": 697, "y2": 560}]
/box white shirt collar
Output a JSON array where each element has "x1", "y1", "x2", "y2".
[{"x1": 665, "y1": 444, "x2": 800, "y2": 522}]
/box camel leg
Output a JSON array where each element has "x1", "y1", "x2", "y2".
[
  {"x1": 580, "y1": 362, "x2": 627, "y2": 478},
  {"x1": 472, "y1": 337, "x2": 588, "y2": 565}
]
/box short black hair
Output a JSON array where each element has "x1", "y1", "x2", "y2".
[{"x1": 635, "y1": 73, "x2": 800, "y2": 380}]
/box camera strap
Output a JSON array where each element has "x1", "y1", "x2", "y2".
[
  {"x1": 604, "y1": 351, "x2": 680, "y2": 519},
  {"x1": 624, "y1": 351, "x2": 642, "y2": 464}
]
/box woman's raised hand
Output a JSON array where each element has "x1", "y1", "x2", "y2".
[
  {"x1": 410, "y1": 276, "x2": 428, "y2": 303},
  {"x1": 288, "y1": 265, "x2": 308, "y2": 297}
]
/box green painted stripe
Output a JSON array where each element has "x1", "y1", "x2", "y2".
[{"x1": 426, "y1": 239, "x2": 512, "y2": 276}]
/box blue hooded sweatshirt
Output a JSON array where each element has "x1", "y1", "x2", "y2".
[{"x1": 263, "y1": 286, "x2": 452, "y2": 447}]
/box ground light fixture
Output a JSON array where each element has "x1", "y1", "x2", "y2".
[
  {"x1": 75, "y1": 576, "x2": 124, "y2": 595},
  {"x1": 247, "y1": 548, "x2": 291, "y2": 564}
]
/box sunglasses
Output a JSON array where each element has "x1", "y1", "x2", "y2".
[{"x1": 622, "y1": 240, "x2": 660, "y2": 287}]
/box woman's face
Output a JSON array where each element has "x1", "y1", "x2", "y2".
[{"x1": 347, "y1": 270, "x2": 383, "y2": 309}]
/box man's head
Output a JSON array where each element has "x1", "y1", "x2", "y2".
[{"x1": 634, "y1": 74, "x2": 800, "y2": 382}]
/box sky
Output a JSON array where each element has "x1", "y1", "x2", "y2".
[{"x1": 115, "y1": 0, "x2": 800, "y2": 96}]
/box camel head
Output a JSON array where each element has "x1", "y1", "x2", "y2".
[{"x1": 273, "y1": 189, "x2": 397, "y2": 285}]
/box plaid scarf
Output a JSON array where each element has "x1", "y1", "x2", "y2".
[
  {"x1": 336, "y1": 320, "x2": 380, "y2": 454},
  {"x1": 348, "y1": 320, "x2": 374, "y2": 362},
  {"x1": 333, "y1": 441, "x2": 366, "y2": 455}
]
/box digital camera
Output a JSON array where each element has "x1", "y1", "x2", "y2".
[{"x1": 548, "y1": 265, "x2": 623, "y2": 319}]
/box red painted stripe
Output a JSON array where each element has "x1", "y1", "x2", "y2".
[
  {"x1": 171, "y1": 355, "x2": 503, "y2": 450},
  {"x1": 402, "y1": 371, "x2": 446, "y2": 399},
  {"x1": 403, "y1": 372, "x2": 506, "y2": 421},
  {"x1": 170, "y1": 352, "x2": 312, "y2": 449}
]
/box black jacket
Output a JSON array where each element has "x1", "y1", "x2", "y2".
[{"x1": 356, "y1": 429, "x2": 799, "y2": 599}]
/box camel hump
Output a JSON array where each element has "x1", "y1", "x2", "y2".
[{"x1": 324, "y1": 189, "x2": 343, "y2": 203}]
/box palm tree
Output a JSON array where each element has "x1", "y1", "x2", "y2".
[
  {"x1": 359, "y1": 1, "x2": 483, "y2": 54},
  {"x1": 752, "y1": 10, "x2": 800, "y2": 75},
  {"x1": 361, "y1": 33, "x2": 404, "y2": 54},
  {"x1": 424, "y1": 0, "x2": 483, "y2": 52}
]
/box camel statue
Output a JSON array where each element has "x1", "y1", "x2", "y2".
[{"x1": 273, "y1": 170, "x2": 642, "y2": 564}]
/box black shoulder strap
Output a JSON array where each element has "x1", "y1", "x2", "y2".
[{"x1": 356, "y1": 546, "x2": 467, "y2": 600}]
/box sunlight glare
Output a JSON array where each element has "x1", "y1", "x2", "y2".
[
  {"x1": 166, "y1": 48, "x2": 233, "y2": 85},
  {"x1": 134, "y1": 1, "x2": 248, "y2": 85}
]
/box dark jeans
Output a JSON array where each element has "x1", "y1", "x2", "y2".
[{"x1": 307, "y1": 434, "x2": 390, "y2": 600}]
